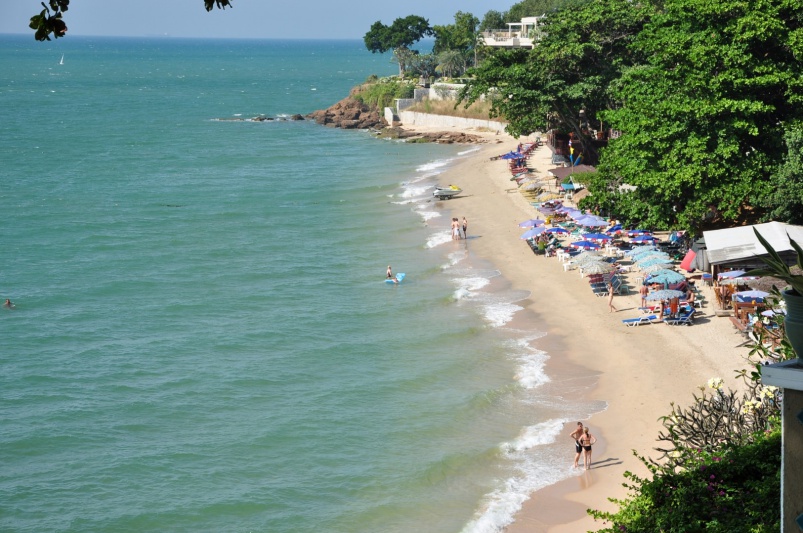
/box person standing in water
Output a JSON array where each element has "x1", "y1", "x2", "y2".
[
  {"x1": 387, "y1": 265, "x2": 393, "y2": 279},
  {"x1": 461, "y1": 217, "x2": 468, "y2": 239}
]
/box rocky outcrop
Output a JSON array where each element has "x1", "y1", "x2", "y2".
[
  {"x1": 307, "y1": 96, "x2": 384, "y2": 130},
  {"x1": 378, "y1": 127, "x2": 486, "y2": 144}
]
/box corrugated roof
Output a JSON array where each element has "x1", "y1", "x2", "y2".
[{"x1": 703, "y1": 222, "x2": 803, "y2": 265}]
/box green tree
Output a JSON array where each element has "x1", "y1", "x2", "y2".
[
  {"x1": 29, "y1": 0, "x2": 233, "y2": 41},
  {"x1": 505, "y1": 0, "x2": 569, "y2": 23},
  {"x1": 432, "y1": 11, "x2": 480, "y2": 55},
  {"x1": 479, "y1": 10, "x2": 505, "y2": 32},
  {"x1": 436, "y1": 49, "x2": 467, "y2": 79},
  {"x1": 462, "y1": 0, "x2": 652, "y2": 150},
  {"x1": 761, "y1": 126, "x2": 803, "y2": 225},
  {"x1": 598, "y1": 0, "x2": 803, "y2": 231},
  {"x1": 363, "y1": 15, "x2": 433, "y2": 78}
]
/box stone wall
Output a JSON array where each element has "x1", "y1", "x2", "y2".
[{"x1": 398, "y1": 111, "x2": 507, "y2": 133}]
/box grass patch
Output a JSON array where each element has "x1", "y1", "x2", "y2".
[{"x1": 404, "y1": 98, "x2": 499, "y2": 121}]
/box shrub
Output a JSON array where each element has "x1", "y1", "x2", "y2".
[
  {"x1": 353, "y1": 79, "x2": 415, "y2": 110},
  {"x1": 589, "y1": 429, "x2": 780, "y2": 532}
]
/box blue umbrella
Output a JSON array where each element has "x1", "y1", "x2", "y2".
[
  {"x1": 518, "y1": 218, "x2": 546, "y2": 228},
  {"x1": 581, "y1": 233, "x2": 612, "y2": 242},
  {"x1": 647, "y1": 270, "x2": 685, "y2": 283},
  {"x1": 569, "y1": 240, "x2": 601, "y2": 250},
  {"x1": 576, "y1": 216, "x2": 608, "y2": 227},
  {"x1": 632, "y1": 235, "x2": 659, "y2": 244},
  {"x1": 626, "y1": 245, "x2": 659, "y2": 257},
  {"x1": 545, "y1": 227, "x2": 569, "y2": 234},
  {"x1": 521, "y1": 227, "x2": 547, "y2": 239}
]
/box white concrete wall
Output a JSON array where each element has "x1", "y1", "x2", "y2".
[{"x1": 398, "y1": 110, "x2": 507, "y2": 133}]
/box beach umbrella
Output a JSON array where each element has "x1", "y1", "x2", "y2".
[
  {"x1": 625, "y1": 246, "x2": 659, "y2": 257},
  {"x1": 734, "y1": 290, "x2": 769, "y2": 303},
  {"x1": 647, "y1": 271, "x2": 685, "y2": 284},
  {"x1": 627, "y1": 229, "x2": 652, "y2": 237},
  {"x1": 641, "y1": 263, "x2": 675, "y2": 274},
  {"x1": 573, "y1": 254, "x2": 605, "y2": 265},
  {"x1": 605, "y1": 224, "x2": 623, "y2": 235},
  {"x1": 518, "y1": 218, "x2": 546, "y2": 228},
  {"x1": 576, "y1": 216, "x2": 608, "y2": 227},
  {"x1": 718, "y1": 276, "x2": 758, "y2": 286},
  {"x1": 582, "y1": 262, "x2": 616, "y2": 275},
  {"x1": 581, "y1": 233, "x2": 612, "y2": 243},
  {"x1": 545, "y1": 227, "x2": 569, "y2": 235},
  {"x1": 636, "y1": 256, "x2": 671, "y2": 268},
  {"x1": 520, "y1": 227, "x2": 547, "y2": 239},
  {"x1": 569, "y1": 240, "x2": 601, "y2": 250},
  {"x1": 631, "y1": 235, "x2": 659, "y2": 244},
  {"x1": 645, "y1": 289, "x2": 686, "y2": 301},
  {"x1": 718, "y1": 270, "x2": 746, "y2": 280},
  {"x1": 634, "y1": 253, "x2": 670, "y2": 264}
]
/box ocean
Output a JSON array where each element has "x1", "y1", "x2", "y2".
[{"x1": 0, "y1": 36, "x2": 604, "y2": 532}]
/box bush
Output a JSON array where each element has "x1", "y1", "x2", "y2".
[
  {"x1": 590, "y1": 429, "x2": 781, "y2": 532},
  {"x1": 353, "y1": 78, "x2": 415, "y2": 110}
]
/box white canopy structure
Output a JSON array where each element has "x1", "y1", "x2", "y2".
[{"x1": 703, "y1": 222, "x2": 803, "y2": 267}]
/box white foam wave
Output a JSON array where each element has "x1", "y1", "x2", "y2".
[
  {"x1": 446, "y1": 250, "x2": 467, "y2": 266},
  {"x1": 457, "y1": 146, "x2": 481, "y2": 156},
  {"x1": 426, "y1": 230, "x2": 453, "y2": 249},
  {"x1": 419, "y1": 210, "x2": 441, "y2": 221},
  {"x1": 416, "y1": 159, "x2": 452, "y2": 174},
  {"x1": 400, "y1": 184, "x2": 432, "y2": 199},
  {"x1": 482, "y1": 302, "x2": 523, "y2": 328},
  {"x1": 461, "y1": 419, "x2": 571, "y2": 533}
]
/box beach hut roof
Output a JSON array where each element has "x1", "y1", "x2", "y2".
[{"x1": 703, "y1": 222, "x2": 803, "y2": 266}]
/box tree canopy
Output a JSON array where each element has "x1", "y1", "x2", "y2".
[
  {"x1": 363, "y1": 16, "x2": 433, "y2": 77},
  {"x1": 463, "y1": 0, "x2": 803, "y2": 232},
  {"x1": 29, "y1": 0, "x2": 233, "y2": 41}
]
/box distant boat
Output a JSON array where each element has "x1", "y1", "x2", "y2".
[{"x1": 59, "y1": 54, "x2": 64, "y2": 65}]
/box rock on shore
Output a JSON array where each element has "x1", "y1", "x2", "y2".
[
  {"x1": 306, "y1": 96, "x2": 384, "y2": 130},
  {"x1": 307, "y1": 96, "x2": 487, "y2": 144}
]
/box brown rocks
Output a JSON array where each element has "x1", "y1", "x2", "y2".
[{"x1": 307, "y1": 97, "x2": 384, "y2": 130}]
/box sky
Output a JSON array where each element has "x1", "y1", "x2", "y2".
[{"x1": 1, "y1": 0, "x2": 515, "y2": 40}]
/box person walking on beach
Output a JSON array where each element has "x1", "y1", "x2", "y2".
[
  {"x1": 580, "y1": 426, "x2": 597, "y2": 470},
  {"x1": 461, "y1": 217, "x2": 468, "y2": 240},
  {"x1": 639, "y1": 283, "x2": 649, "y2": 308},
  {"x1": 607, "y1": 283, "x2": 617, "y2": 312},
  {"x1": 569, "y1": 422, "x2": 584, "y2": 468}
]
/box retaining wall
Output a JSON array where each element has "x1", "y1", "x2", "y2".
[{"x1": 398, "y1": 111, "x2": 507, "y2": 133}]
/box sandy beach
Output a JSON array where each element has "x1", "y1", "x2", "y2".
[{"x1": 405, "y1": 124, "x2": 751, "y2": 532}]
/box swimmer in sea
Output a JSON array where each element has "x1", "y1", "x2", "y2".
[{"x1": 3, "y1": 299, "x2": 15, "y2": 309}]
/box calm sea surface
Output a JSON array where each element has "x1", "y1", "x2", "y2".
[{"x1": 0, "y1": 36, "x2": 603, "y2": 532}]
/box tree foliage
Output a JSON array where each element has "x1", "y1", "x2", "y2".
[
  {"x1": 29, "y1": 0, "x2": 233, "y2": 41},
  {"x1": 479, "y1": 10, "x2": 505, "y2": 32},
  {"x1": 760, "y1": 125, "x2": 803, "y2": 224},
  {"x1": 462, "y1": 0, "x2": 652, "y2": 152},
  {"x1": 363, "y1": 16, "x2": 433, "y2": 77},
  {"x1": 432, "y1": 11, "x2": 479, "y2": 56},
  {"x1": 596, "y1": 0, "x2": 803, "y2": 232},
  {"x1": 589, "y1": 431, "x2": 781, "y2": 533}
]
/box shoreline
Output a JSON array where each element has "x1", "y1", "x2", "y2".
[{"x1": 404, "y1": 123, "x2": 751, "y2": 531}]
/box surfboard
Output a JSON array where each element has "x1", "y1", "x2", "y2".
[{"x1": 385, "y1": 273, "x2": 405, "y2": 284}]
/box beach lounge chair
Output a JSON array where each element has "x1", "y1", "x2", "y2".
[
  {"x1": 665, "y1": 309, "x2": 695, "y2": 326},
  {"x1": 622, "y1": 315, "x2": 659, "y2": 327}
]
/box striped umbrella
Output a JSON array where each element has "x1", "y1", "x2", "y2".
[
  {"x1": 569, "y1": 240, "x2": 602, "y2": 250},
  {"x1": 582, "y1": 262, "x2": 616, "y2": 275},
  {"x1": 647, "y1": 271, "x2": 686, "y2": 284},
  {"x1": 641, "y1": 263, "x2": 675, "y2": 274},
  {"x1": 625, "y1": 246, "x2": 659, "y2": 257},
  {"x1": 627, "y1": 229, "x2": 652, "y2": 237}
]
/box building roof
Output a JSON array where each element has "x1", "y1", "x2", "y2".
[{"x1": 703, "y1": 222, "x2": 803, "y2": 265}]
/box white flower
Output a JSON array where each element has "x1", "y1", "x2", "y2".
[
  {"x1": 669, "y1": 450, "x2": 682, "y2": 459},
  {"x1": 759, "y1": 387, "x2": 778, "y2": 399},
  {"x1": 707, "y1": 377, "x2": 724, "y2": 390}
]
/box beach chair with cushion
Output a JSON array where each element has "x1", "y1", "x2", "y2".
[
  {"x1": 665, "y1": 309, "x2": 695, "y2": 326},
  {"x1": 622, "y1": 315, "x2": 659, "y2": 327}
]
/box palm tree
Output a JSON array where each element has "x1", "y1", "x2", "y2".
[{"x1": 436, "y1": 50, "x2": 467, "y2": 79}]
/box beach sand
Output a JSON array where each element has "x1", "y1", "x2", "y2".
[{"x1": 403, "y1": 124, "x2": 750, "y2": 532}]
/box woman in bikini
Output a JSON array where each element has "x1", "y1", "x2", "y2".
[{"x1": 579, "y1": 426, "x2": 597, "y2": 470}]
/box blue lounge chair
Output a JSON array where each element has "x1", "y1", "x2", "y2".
[
  {"x1": 665, "y1": 309, "x2": 695, "y2": 326},
  {"x1": 622, "y1": 315, "x2": 658, "y2": 327}
]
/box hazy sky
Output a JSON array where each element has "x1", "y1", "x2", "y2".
[{"x1": 1, "y1": 1, "x2": 515, "y2": 40}]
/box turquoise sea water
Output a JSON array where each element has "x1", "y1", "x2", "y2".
[{"x1": 0, "y1": 36, "x2": 603, "y2": 532}]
